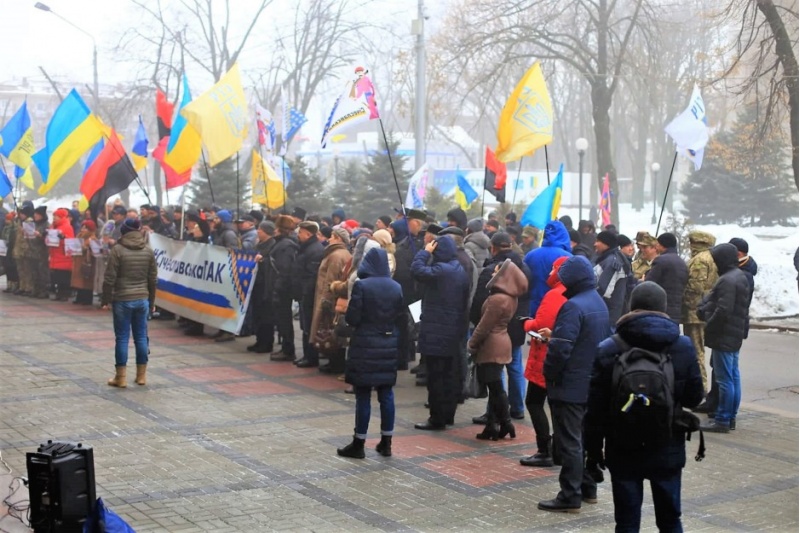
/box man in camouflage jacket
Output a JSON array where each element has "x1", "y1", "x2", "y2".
[
  {"x1": 631, "y1": 231, "x2": 657, "y2": 280},
  {"x1": 682, "y1": 230, "x2": 718, "y2": 390}
]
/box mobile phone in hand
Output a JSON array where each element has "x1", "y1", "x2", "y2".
[{"x1": 527, "y1": 331, "x2": 546, "y2": 342}]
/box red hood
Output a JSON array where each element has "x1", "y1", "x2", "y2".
[{"x1": 546, "y1": 256, "x2": 569, "y2": 288}]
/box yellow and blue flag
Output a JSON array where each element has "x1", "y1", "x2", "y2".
[
  {"x1": 454, "y1": 170, "x2": 478, "y2": 211},
  {"x1": 0, "y1": 167, "x2": 12, "y2": 199},
  {"x1": 521, "y1": 164, "x2": 563, "y2": 230},
  {"x1": 14, "y1": 165, "x2": 34, "y2": 189},
  {"x1": 33, "y1": 89, "x2": 106, "y2": 195},
  {"x1": 165, "y1": 75, "x2": 202, "y2": 174},
  {"x1": 181, "y1": 63, "x2": 248, "y2": 166},
  {"x1": 495, "y1": 61, "x2": 553, "y2": 163},
  {"x1": 0, "y1": 101, "x2": 35, "y2": 168},
  {"x1": 131, "y1": 115, "x2": 148, "y2": 171}
]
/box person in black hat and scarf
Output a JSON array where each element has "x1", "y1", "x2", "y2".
[
  {"x1": 645, "y1": 233, "x2": 688, "y2": 323},
  {"x1": 593, "y1": 230, "x2": 634, "y2": 327}
]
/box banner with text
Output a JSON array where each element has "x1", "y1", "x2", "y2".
[{"x1": 150, "y1": 234, "x2": 258, "y2": 334}]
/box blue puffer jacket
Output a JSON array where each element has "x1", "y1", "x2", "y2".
[
  {"x1": 586, "y1": 311, "x2": 704, "y2": 473},
  {"x1": 543, "y1": 256, "x2": 610, "y2": 403},
  {"x1": 524, "y1": 221, "x2": 572, "y2": 315},
  {"x1": 345, "y1": 248, "x2": 404, "y2": 388},
  {"x1": 412, "y1": 236, "x2": 470, "y2": 357}
]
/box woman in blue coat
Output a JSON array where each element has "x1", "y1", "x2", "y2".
[{"x1": 337, "y1": 248, "x2": 404, "y2": 459}]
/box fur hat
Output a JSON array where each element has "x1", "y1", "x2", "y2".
[
  {"x1": 438, "y1": 226, "x2": 465, "y2": 237},
  {"x1": 596, "y1": 230, "x2": 618, "y2": 248},
  {"x1": 120, "y1": 218, "x2": 141, "y2": 235},
  {"x1": 630, "y1": 281, "x2": 667, "y2": 313},
  {"x1": 657, "y1": 233, "x2": 678, "y2": 249},
  {"x1": 275, "y1": 215, "x2": 296, "y2": 233},
  {"x1": 405, "y1": 209, "x2": 427, "y2": 222}
]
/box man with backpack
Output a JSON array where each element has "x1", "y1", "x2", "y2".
[{"x1": 585, "y1": 282, "x2": 704, "y2": 531}]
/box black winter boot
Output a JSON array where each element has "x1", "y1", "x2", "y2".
[
  {"x1": 375, "y1": 435, "x2": 392, "y2": 457},
  {"x1": 337, "y1": 436, "x2": 366, "y2": 459},
  {"x1": 521, "y1": 436, "x2": 554, "y2": 467}
]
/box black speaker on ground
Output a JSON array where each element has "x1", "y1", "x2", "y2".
[{"x1": 26, "y1": 440, "x2": 97, "y2": 533}]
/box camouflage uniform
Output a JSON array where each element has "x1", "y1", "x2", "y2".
[
  {"x1": 632, "y1": 231, "x2": 656, "y2": 280},
  {"x1": 682, "y1": 230, "x2": 718, "y2": 390}
]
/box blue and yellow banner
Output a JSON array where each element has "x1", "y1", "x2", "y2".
[{"x1": 0, "y1": 101, "x2": 35, "y2": 168}]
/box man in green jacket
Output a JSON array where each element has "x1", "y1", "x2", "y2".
[{"x1": 101, "y1": 218, "x2": 157, "y2": 388}]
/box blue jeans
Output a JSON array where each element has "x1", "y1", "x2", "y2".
[
  {"x1": 711, "y1": 350, "x2": 740, "y2": 424},
  {"x1": 113, "y1": 299, "x2": 150, "y2": 367},
  {"x1": 610, "y1": 468, "x2": 683, "y2": 532},
  {"x1": 354, "y1": 385, "x2": 394, "y2": 438},
  {"x1": 507, "y1": 345, "x2": 525, "y2": 415}
]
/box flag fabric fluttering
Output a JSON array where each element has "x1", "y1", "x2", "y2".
[
  {"x1": 14, "y1": 165, "x2": 34, "y2": 190},
  {"x1": 664, "y1": 84, "x2": 709, "y2": 171},
  {"x1": 80, "y1": 131, "x2": 138, "y2": 218},
  {"x1": 520, "y1": 164, "x2": 563, "y2": 230},
  {"x1": 599, "y1": 173, "x2": 612, "y2": 227},
  {"x1": 454, "y1": 170, "x2": 478, "y2": 211},
  {"x1": 156, "y1": 88, "x2": 174, "y2": 140},
  {"x1": 33, "y1": 89, "x2": 106, "y2": 195},
  {"x1": 0, "y1": 101, "x2": 35, "y2": 168},
  {"x1": 180, "y1": 63, "x2": 249, "y2": 166},
  {"x1": 484, "y1": 147, "x2": 507, "y2": 203},
  {"x1": 284, "y1": 107, "x2": 308, "y2": 147},
  {"x1": 153, "y1": 137, "x2": 191, "y2": 190},
  {"x1": 251, "y1": 149, "x2": 286, "y2": 209},
  {"x1": 256, "y1": 104, "x2": 276, "y2": 150},
  {"x1": 321, "y1": 67, "x2": 380, "y2": 148},
  {"x1": 404, "y1": 163, "x2": 430, "y2": 209},
  {"x1": 131, "y1": 116, "x2": 149, "y2": 172},
  {"x1": 164, "y1": 75, "x2": 202, "y2": 174},
  {"x1": 0, "y1": 166, "x2": 13, "y2": 199},
  {"x1": 495, "y1": 61, "x2": 554, "y2": 164}
]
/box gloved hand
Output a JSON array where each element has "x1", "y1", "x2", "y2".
[{"x1": 585, "y1": 452, "x2": 606, "y2": 483}]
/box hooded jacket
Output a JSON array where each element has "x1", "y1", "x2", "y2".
[
  {"x1": 345, "y1": 248, "x2": 404, "y2": 388},
  {"x1": 468, "y1": 260, "x2": 529, "y2": 365},
  {"x1": 212, "y1": 222, "x2": 239, "y2": 249},
  {"x1": 586, "y1": 311, "x2": 704, "y2": 473},
  {"x1": 697, "y1": 243, "x2": 752, "y2": 351},
  {"x1": 524, "y1": 256, "x2": 568, "y2": 388},
  {"x1": 239, "y1": 226, "x2": 258, "y2": 251},
  {"x1": 464, "y1": 230, "x2": 491, "y2": 269},
  {"x1": 48, "y1": 215, "x2": 75, "y2": 271},
  {"x1": 682, "y1": 231, "x2": 718, "y2": 325},
  {"x1": 446, "y1": 208, "x2": 468, "y2": 230},
  {"x1": 645, "y1": 246, "x2": 689, "y2": 322},
  {"x1": 101, "y1": 231, "x2": 157, "y2": 307},
  {"x1": 411, "y1": 236, "x2": 470, "y2": 357},
  {"x1": 524, "y1": 220, "x2": 572, "y2": 315},
  {"x1": 543, "y1": 256, "x2": 610, "y2": 403},
  {"x1": 593, "y1": 245, "x2": 632, "y2": 327}
]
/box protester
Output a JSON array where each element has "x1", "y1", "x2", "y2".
[
  {"x1": 682, "y1": 231, "x2": 718, "y2": 393},
  {"x1": 645, "y1": 233, "x2": 688, "y2": 323},
  {"x1": 30, "y1": 206, "x2": 50, "y2": 299},
  {"x1": 371, "y1": 229, "x2": 396, "y2": 275},
  {"x1": 49, "y1": 208, "x2": 75, "y2": 301},
  {"x1": 524, "y1": 220, "x2": 572, "y2": 315},
  {"x1": 211, "y1": 210, "x2": 238, "y2": 249},
  {"x1": 337, "y1": 248, "x2": 404, "y2": 459},
  {"x1": 521, "y1": 226, "x2": 539, "y2": 255},
  {"x1": 593, "y1": 230, "x2": 633, "y2": 327},
  {"x1": 392, "y1": 210, "x2": 426, "y2": 369},
  {"x1": 616, "y1": 234, "x2": 634, "y2": 259},
  {"x1": 569, "y1": 229, "x2": 593, "y2": 259},
  {"x1": 465, "y1": 218, "x2": 491, "y2": 269},
  {"x1": 290, "y1": 219, "x2": 322, "y2": 364},
  {"x1": 101, "y1": 218, "x2": 157, "y2": 388},
  {"x1": 12, "y1": 204, "x2": 34, "y2": 296},
  {"x1": 1, "y1": 212, "x2": 19, "y2": 294},
  {"x1": 269, "y1": 215, "x2": 300, "y2": 358},
  {"x1": 631, "y1": 231, "x2": 658, "y2": 280},
  {"x1": 248, "y1": 221, "x2": 278, "y2": 353},
  {"x1": 236, "y1": 215, "x2": 258, "y2": 250},
  {"x1": 446, "y1": 207, "x2": 468, "y2": 230},
  {"x1": 71, "y1": 220, "x2": 97, "y2": 305}
]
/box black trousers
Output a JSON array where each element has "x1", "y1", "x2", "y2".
[
  {"x1": 50, "y1": 269, "x2": 71, "y2": 298},
  {"x1": 525, "y1": 383, "x2": 551, "y2": 449},
  {"x1": 550, "y1": 400, "x2": 596, "y2": 505},
  {"x1": 275, "y1": 295, "x2": 295, "y2": 356},
  {"x1": 426, "y1": 356, "x2": 460, "y2": 425},
  {"x1": 299, "y1": 297, "x2": 318, "y2": 363},
  {"x1": 3, "y1": 256, "x2": 18, "y2": 283}
]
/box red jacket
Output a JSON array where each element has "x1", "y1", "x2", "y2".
[
  {"x1": 48, "y1": 217, "x2": 75, "y2": 270},
  {"x1": 524, "y1": 256, "x2": 568, "y2": 387}
]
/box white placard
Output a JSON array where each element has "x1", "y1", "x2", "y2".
[
  {"x1": 89, "y1": 239, "x2": 103, "y2": 257},
  {"x1": 22, "y1": 221, "x2": 35, "y2": 238},
  {"x1": 408, "y1": 300, "x2": 422, "y2": 324},
  {"x1": 45, "y1": 229, "x2": 60, "y2": 247},
  {"x1": 64, "y1": 238, "x2": 83, "y2": 256},
  {"x1": 0, "y1": 239, "x2": 7, "y2": 257}
]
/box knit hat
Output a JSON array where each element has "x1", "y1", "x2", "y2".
[
  {"x1": 558, "y1": 215, "x2": 574, "y2": 230},
  {"x1": 729, "y1": 237, "x2": 749, "y2": 255},
  {"x1": 120, "y1": 218, "x2": 141, "y2": 235},
  {"x1": 332, "y1": 227, "x2": 350, "y2": 243},
  {"x1": 486, "y1": 219, "x2": 500, "y2": 230},
  {"x1": 320, "y1": 226, "x2": 333, "y2": 239},
  {"x1": 54, "y1": 208, "x2": 69, "y2": 219},
  {"x1": 522, "y1": 226, "x2": 538, "y2": 239},
  {"x1": 377, "y1": 215, "x2": 392, "y2": 228},
  {"x1": 216, "y1": 209, "x2": 233, "y2": 223},
  {"x1": 20, "y1": 204, "x2": 34, "y2": 218},
  {"x1": 629, "y1": 281, "x2": 667, "y2": 313},
  {"x1": 258, "y1": 220, "x2": 276, "y2": 236},
  {"x1": 426, "y1": 223, "x2": 443, "y2": 235},
  {"x1": 490, "y1": 231, "x2": 512, "y2": 248},
  {"x1": 249, "y1": 209, "x2": 265, "y2": 224},
  {"x1": 34, "y1": 206, "x2": 48, "y2": 218},
  {"x1": 616, "y1": 234, "x2": 632, "y2": 248},
  {"x1": 596, "y1": 231, "x2": 618, "y2": 249},
  {"x1": 438, "y1": 226, "x2": 465, "y2": 237},
  {"x1": 568, "y1": 229, "x2": 581, "y2": 245},
  {"x1": 505, "y1": 212, "x2": 517, "y2": 223},
  {"x1": 466, "y1": 218, "x2": 484, "y2": 234},
  {"x1": 657, "y1": 232, "x2": 678, "y2": 249},
  {"x1": 373, "y1": 229, "x2": 392, "y2": 247},
  {"x1": 275, "y1": 214, "x2": 296, "y2": 232},
  {"x1": 446, "y1": 208, "x2": 468, "y2": 229},
  {"x1": 81, "y1": 220, "x2": 97, "y2": 232},
  {"x1": 342, "y1": 219, "x2": 361, "y2": 232}
]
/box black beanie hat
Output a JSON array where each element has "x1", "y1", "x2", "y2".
[
  {"x1": 657, "y1": 233, "x2": 678, "y2": 249},
  {"x1": 568, "y1": 229, "x2": 581, "y2": 244},
  {"x1": 616, "y1": 234, "x2": 632, "y2": 248},
  {"x1": 596, "y1": 230, "x2": 618, "y2": 248},
  {"x1": 121, "y1": 218, "x2": 142, "y2": 235},
  {"x1": 378, "y1": 215, "x2": 392, "y2": 228},
  {"x1": 729, "y1": 237, "x2": 749, "y2": 255},
  {"x1": 630, "y1": 281, "x2": 667, "y2": 313}
]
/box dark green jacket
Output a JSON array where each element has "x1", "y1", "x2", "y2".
[{"x1": 102, "y1": 231, "x2": 157, "y2": 306}]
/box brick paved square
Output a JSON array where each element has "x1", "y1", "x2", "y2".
[
  {"x1": 419, "y1": 453, "x2": 556, "y2": 488},
  {"x1": 212, "y1": 380, "x2": 298, "y2": 397},
  {"x1": 287, "y1": 375, "x2": 347, "y2": 391},
  {"x1": 387, "y1": 434, "x2": 475, "y2": 459},
  {"x1": 447, "y1": 422, "x2": 536, "y2": 444},
  {"x1": 248, "y1": 362, "x2": 318, "y2": 377},
  {"x1": 170, "y1": 366, "x2": 253, "y2": 383}
]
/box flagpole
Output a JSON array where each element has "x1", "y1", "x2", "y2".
[
  {"x1": 378, "y1": 118, "x2": 406, "y2": 212},
  {"x1": 544, "y1": 146, "x2": 551, "y2": 185},
  {"x1": 280, "y1": 156, "x2": 287, "y2": 210},
  {"x1": 235, "y1": 151, "x2": 240, "y2": 220},
  {"x1": 655, "y1": 152, "x2": 679, "y2": 235},
  {"x1": 179, "y1": 191, "x2": 186, "y2": 240},
  {"x1": 142, "y1": 164, "x2": 151, "y2": 194},
  {"x1": 258, "y1": 147, "x2": 271, "y2": 215},
  {"x1": 99, "y1": 129, "x2": 153, "y2": 206},
  {"x1": 201, "y1": 150, "x2": 216, "y2": 205},
  {"x1": 480, "y1": 145, "x2": 487, "y2": 218},
  {"x1": 511, "y1": 158, "x2": 523, "y2": 209},
  {"x1": 0, "y1": 156, "x2": 18, "y2": 211}
]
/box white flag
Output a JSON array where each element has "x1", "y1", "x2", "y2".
[
  {"x1": 404, "y1": 163, "x2": 430, "y2": 209},
  {"x1": 664, "y1": 84, "x2": 709, "y2": 170}
]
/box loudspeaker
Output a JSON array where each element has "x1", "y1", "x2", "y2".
[{"x1": 26, "y1": 440, "x2": 96, "y2": 533}]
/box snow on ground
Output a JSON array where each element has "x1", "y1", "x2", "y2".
[{"x1": 29, "y1": 193, "x2": 800, "y2": 319}]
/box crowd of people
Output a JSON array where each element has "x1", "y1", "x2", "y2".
[{"x1": 0, "y1": 197, "x2": 762, "y2": 530}]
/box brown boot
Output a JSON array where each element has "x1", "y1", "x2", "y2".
[
  {"x1": 135, "y1": 364, "x2": 147, "y2": 386},
  {"x1": 107, "y1": 366, "x2": 127, "y2": 388}
]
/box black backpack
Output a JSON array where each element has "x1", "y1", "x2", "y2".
[{"x1": 610, "y1": 335, "x2": 675, "y2": 451}]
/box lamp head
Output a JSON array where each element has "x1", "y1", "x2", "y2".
[
  {"x1": 575, "y1": 137, "x2": 589, "y2": 153},
  {"x1": 651, "y1": 162, "x2": 661, "y2": 173},
  {"x1": 34, "y1": 2, "x2": 52, "y2": 11}
]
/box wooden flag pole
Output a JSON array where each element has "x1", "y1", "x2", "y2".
[
  {"x1": 655, "y1": 152, "x2": 679, "y2": 235},
  {"x1": 378, "y1": 118, "x2": 405, "y2": 212},
  {"x1": 544, "y1": 146, "x2": 551, "y2": 185},
  {"x1": 201, "y1": 150, "x2": 215, "y2": 205},
  {"x1": 235, "y1": 151, "x2": 240, "y2": 220},
  {"x1": 511, "y1": 158, "x2": 523, "y2": 209}
]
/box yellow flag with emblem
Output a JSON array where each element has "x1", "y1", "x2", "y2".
[
  {"x1": 251, "y1": 150, "x2": 286, "y2": 209},
  {"x1": 495, "y1": 61, "x2": 553, "y2": 163}
]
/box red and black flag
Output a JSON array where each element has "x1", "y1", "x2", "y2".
[
  {"x1": 484, "y1": 147, "x2": 507, "y2": 203},
  {"x1": 80, "y1": 131, "x2": 138, "y2": 218},
  {"x1": 156, "y1": 88, "x2": 174, "y2": 140}
]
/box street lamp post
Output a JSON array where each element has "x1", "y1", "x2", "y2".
[
  {"x1": 35, "y1": 2, "x2": 99, "y2": 109},
  {"x1": 575, "y1": 137, "x2": 589, "y2": 222},
  {"x1": 651, "y1": 162, "x2": 661, "y2": 224}
]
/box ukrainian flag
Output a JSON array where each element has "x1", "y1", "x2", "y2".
[
  {"x1": 33, "y1": 89, "x2": 106, "y2": 195},
  {"x1": 131, "y1": 115, "x2": 148, "y2": 171},
  {"x1": 0, "y1": 101, "x2": 35, "y2": 168},
  {"x1": 521, "y1": 164, "x2": 563, "y2": 230},
  {"x1": 165, "y1": 75, "x2": 202, "y2": 174},
  {"x1": 454, "y1": 171, "x2": 478, "y2": 211}
]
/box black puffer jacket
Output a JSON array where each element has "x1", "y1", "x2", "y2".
[
  {"x1": 271, "y1": 233, "x2": 298, "y2": 304},
  {"x1": 646, "y1": 247, "x2": 688, "y2": 322},
  {"x1": 291, "y1": 235, "x2": 324, "y2": 303},
  {"x1": 394, "y1": 232, "x2": 425, "y2": 305},
  {"x1": 697, "y1": 243, "x2": 752, "y2": 352},
  {"x1": 470, "y1": 249, "x2": 531, "y2": 347}
]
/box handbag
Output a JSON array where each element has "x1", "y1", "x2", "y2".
[
  {"x1": 464, "y1": 357, "x2": 487, "y2": 399},
  {"x1": 80, "y1": 259, "x2": 93, "y2": 280}
]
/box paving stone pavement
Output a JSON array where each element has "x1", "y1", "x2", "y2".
[{"x1": 0, "y1": 294, "x2": 797, "y2": 532}]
